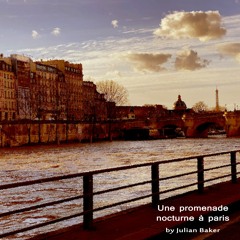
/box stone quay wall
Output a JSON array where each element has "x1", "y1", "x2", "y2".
[{"x1": 0, "y1": 121, "x2": 122, "y2": 147}]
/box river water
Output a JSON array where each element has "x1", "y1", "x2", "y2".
[{"x1": 0, "y1": 137, "x2": 240, "y2": 239}]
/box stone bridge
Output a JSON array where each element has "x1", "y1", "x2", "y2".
[
  {"x1": 121, "y1": 111, "x2": 240, "y2": 138},
  {"x1": 182, "y1": 112, "x2": 226, "y2": 137}
]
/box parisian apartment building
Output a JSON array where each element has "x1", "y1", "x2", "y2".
[{"x1": 0, "y1": 54, "x2": 110, "y2": 122}]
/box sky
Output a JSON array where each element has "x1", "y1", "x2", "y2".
[{"x1": 1, "y1": 0, "x2": 240, "y2": 110}]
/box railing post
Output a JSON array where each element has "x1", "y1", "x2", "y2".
[
  {"x1": 151, "y1": 163, "x2": 159, "y2": 208},
  {"x1": 231, "y1": 151, "x2": 237, "y2": 183},
  {"x1": 197, "y1": 157, "x2": 204, "y2": 193},
  {"x1": 83, "y1": 174, "x2": 93, "y2": 229}
]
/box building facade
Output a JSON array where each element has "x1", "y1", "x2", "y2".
[
  {"x1": 41, "y1": 60, "x2": 83, "y2": 120},
  {"x1": 11, "y1": 54, "x2": 32, "y2": 119},
  {"x1": 29, "y1": 62, "x2": 66, "y2": 120},
  {"x1": 82, "y1": 81, "x2": 107, "y2": 121},
  {"x1": 0, "y1": 56, "x2": 17, "y2": 120}
]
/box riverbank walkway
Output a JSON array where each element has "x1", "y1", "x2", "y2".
[{"x1": 32, "y1": 179, "x2": 240, "y2": 240}]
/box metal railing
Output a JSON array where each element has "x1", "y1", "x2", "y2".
[{"x1": 0, "y1": 150, "x2": 239, "y2": 238}]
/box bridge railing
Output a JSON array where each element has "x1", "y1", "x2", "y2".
[{"x1": 0, "y1": 150, "x2": 239, "y2": 238}]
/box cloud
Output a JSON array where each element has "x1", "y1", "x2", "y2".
[
  {"x1": 51, "y1": 27, "x2": 61, "y2": 36},
  {"x1": 111, "y1": 19, "x2": 118, "y2": 28},
  {"x1": 154, "y1": 11, "x2": 226, "y2": 41},
  {"x1": 106, "y1": 70, "x2": 122, "y2": 78},
  {"x1": 122, "y1": 28, "x2": 153, "y2": 35},
  {"x1": 32, "y1": 30, "x2": 40, "y2": 39},
  {"x1": 175, "y1": 49, "x2": 210, "y2": 70},
  {"x1": 126, "y1": 53, "x2": 172, "y2": 72},
  {"x1": 217, "y1": 43, "x2": 240, "y2": 62}
]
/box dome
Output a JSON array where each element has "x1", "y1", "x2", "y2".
[{"x1": 174, "y1": 95, "x2": 187, "y2": 110}]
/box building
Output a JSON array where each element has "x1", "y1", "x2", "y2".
[
  {"x1": 173, "y1": 95, "x2": 187, "y2": 111},
  {"x1": 95, "y1": 91, "x2": 108, "y2": 121},
  {"x1": 116, "y1": 105, "x2": 168, "y2": 120},
  {"x1": 82, "y1": 81, "x2": 107, "y2": 121},
  {"x1": 0, "y1": 55, "x2": 17, "y2": 120},
  {"x1": 11, "y1": 54, "x2": 32, "y2": 119},
  {"x1": 0, "y1": 54, "x2": 114, "y2": 123},
  {"x1": 41, "y1": 60, "x2": 83, "y2": 120},
  {"x1": 30, "y1": 62, "x2": 66, "y2": 120}
]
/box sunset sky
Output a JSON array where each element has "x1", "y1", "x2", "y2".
[{"x1": 1, "y1": 0, "x2": 240, "y2": 109}]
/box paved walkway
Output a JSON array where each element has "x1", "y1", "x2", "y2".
[
  {"x1": 191, "y1": 211, "x2": 240, "y2": 240},
  {"x1": 31, "y1": 179, "x2": 240, "y2": 240}
]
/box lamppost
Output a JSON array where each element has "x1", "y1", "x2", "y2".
[
  {"x1": 27, "y1": 122, "x2": 31, "y2": 144},
  {"x1": 37, "y1": 108, "x2": 42, "y2": 143},
  {"x1": 0, "y1": 125, "x2": 2, "y2": 147}
]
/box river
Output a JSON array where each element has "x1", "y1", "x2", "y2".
[
  {"x1": 0, "y1": 137, "x2": 240, "y2": 239},
  {"x1": 1, "y1": 136, "x2": 239, "y2": 175}
]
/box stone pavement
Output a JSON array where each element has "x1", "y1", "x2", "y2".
[{"x1": 31, "y1": 179, "x2": 240, "y2": 240}]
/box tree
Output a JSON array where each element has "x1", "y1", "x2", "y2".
[
  {"x1": 96, "y1": 80, "x2": 129, "y2": 106},
  {"x1": 192, "y1": 101, "x2": 208, "y2": 113}
]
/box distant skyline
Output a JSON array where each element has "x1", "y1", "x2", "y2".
[{"x1": 1, "y1": 0, "x2": 240, "y2": 110}]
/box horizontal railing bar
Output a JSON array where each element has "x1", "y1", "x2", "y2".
[
  {"x1": 92, "y1": 193, "x2": 153, "y2": 214},
  {"x1": 160, "y1": 182, "x2": 198, "y2": 195},
  {"x1": 159, "y1": 170, "x2": 197, "y2": 181},
  {"x1": 0, "y1": 195, "x2": 83, "y2": 218},
  {"x1": 203, "y1": 174, "x2": 232, "y2": 183},
  {"x1": 1, "y1": 150, "x2": 239, "y2": 190},
  {"x1": 59, "y1": 150, "x2": 239, "y2": 177},
  {"x1": 74, "y1": 150, "x2": 240, "y2": 175},
  {"x1": 204, "y1": 164, "x2": 231, "y2": 172},
  {"x1": 0, "y1": 174, "x2": 83, "y2": 190},
  {"x1": 93, "y1": 180, "x2": 152, "y2": 196}
]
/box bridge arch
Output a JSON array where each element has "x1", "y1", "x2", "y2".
[{"x1": 187, "y1": 121, "x2": 225, "y2": 138}]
